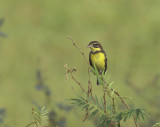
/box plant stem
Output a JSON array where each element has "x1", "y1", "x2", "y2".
[
  {"x1": 68, "y1": 36, "x2": 89, "y2": 65},
  {"x1": 103, "y1": 87, "x2": 107, "y2": 113},
  {"x1": 25, "y1": 121, "x2": 36, "y2": 127}
]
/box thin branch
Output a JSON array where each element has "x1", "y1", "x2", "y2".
[
  {"x1": 64, "y1": 64, "x2": 85, "y2": 92},
  {"x1": 83, "y1": 68, "x2": 95, "y2": 122},
  {"x1": 71, "y1": 86, "x2": 78, "y2": 95},
  {"x1": 112, "y1": 98, "x2": 116, "y2": 113},
  {"x1": 133, "y1": 116, "x2": 138, "y2": 127},
  {"x1": 25, "y1": 121, "x2": 36, "y2": 127},
  {"x1": 70, "y1": 72, "x2": 85, "y2": 92},
  {"x1": 105, "y1": 87, "x2": 116, "y2": 114},
  {"x1": 88, "y1": 68, "x2": 93, "y2": 96},
  {"x1": 105, "y1": 84, "x2": 138, "y2": 127},
  {"x1": 68, "y1": 36, "x2": 89, "y2": 65},
  {"x1": 64, "y1": 64, "x2": 96, "y2": 103},
  {"x1": 103, "y1": 87, "x2": 107, "y2": 113},
  {"x1": 88, "y1": 68, "x2": 91, "y2": 81},
  {"x1": 82, "y1": 112, "x2": 89, "y2": 122},
  {"x1": 32, "y1": 108, "x2": 39, "y2": 127},
  {"x1": 105, "y1": 84, "x2": 129, "y2": 110}
]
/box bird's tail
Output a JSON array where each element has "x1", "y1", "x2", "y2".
[
  {"x1": 97, "y1": 78, "x2": 99, "y2": 85},
  {"x1": 97, "y1": 77, "x2": 105, "y2": 85}
]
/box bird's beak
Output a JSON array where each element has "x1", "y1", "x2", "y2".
[{"x1": 87, "y1": 45, "x2": 92, "y2": 48}]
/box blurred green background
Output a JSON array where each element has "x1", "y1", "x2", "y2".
[{"x1": 0, "y1": 0, "x2": 160, "y2": 127}]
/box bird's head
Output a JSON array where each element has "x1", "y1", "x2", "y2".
[{"x1": 88, "y1": 41, "x2": 103, "y2": 52}]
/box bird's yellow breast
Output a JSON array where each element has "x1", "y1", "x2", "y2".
[{"x1": 90, "y1": 52, "x2": 105, "y2": 71}]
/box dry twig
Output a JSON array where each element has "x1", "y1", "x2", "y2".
[
  {"x1": 68, "y1": 36, "x2": 89, "y2": 65},
  {"x1": 64, "y1": 64, "x2": 85, "y2": 92}
]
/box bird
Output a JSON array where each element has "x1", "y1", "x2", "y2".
[{"x1": 88, "y1": 41, "x2": 107, "y2": 85}]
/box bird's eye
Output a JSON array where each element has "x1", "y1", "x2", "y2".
[{"x1": 93, "y1": 44, "x2": 99, "y2": 48}]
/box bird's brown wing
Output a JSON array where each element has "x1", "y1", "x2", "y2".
[
  {"x1": 89, "y1": 52, "x2": 93, "y2": 68},
  {"x1": 104, "y1": 51, "x2": 107, "y2": 74}
]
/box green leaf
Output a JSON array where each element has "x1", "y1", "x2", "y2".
[
  {"x1": 108, "y1": 81, "x2": 114, "y2": 89},
  {"x1": 93, "y1": 63, "x2": 98, "y2": 74},
  {"x1": 88, "y1": 106, "x2": 94, "y2": 111},
  {"x1": 123, "y1": 115, "x2": 128, "y2": 122},
  {"x1": 102, "y1": 69, "x2": 105, "y2": 76},
  {"x1": 70, "y1": 98, "x2": 85, "y2": 106},
  {"x1": 89, "y1": 95, "x2": 95, "y2": 104},
  {"x1": 95, "y1": 95, "x2": 100, "y2": 108},
  {"x1": 152, "y1": 123, "x2": 160, "y2": 127},
  {"x1": 141, "y1": 110, "x2": 150, "y2": 118},
  {"x1": 105, "y1": 119, "x2": 111, "y2": 127},
  {"x1": 32, "y1": 105, "x2": 49, "y2": 126},
  {"x1": 128, "y1": 109, "x2": 134, "y2": 118},
  {"x1": 81, "y1": 104, "x2": 90, "y2": 110},
  {"x1": 34, "y1": 114, "x2": 40, "y2": 120},
  {"x1": 115, "y1": 112, "x2": 123, "y2": 122},
  {"x1": 106, "y1": 75, "x2": 111, "y2": 83},
  {"x1": 110, "y1": 89, "x2": 114, "y2": 97},
  {"x1": 40, "y1": 106, "x2": 45, "y2": 112},
  {"x1": 100, "y1": 98, "x2": 104, "y2": 110},
  {"x1": 139, "y1": 110, "x2": 145, "y2": 122},
  {"x1": 98, "y1": 77, "x2": 104, "y2": 85},
  {"x1": 98, "y1": 114, "x2": 105, "y2": 125},
  {"x1": 41, "y1": 110, "x2": 49, "y2": 115},
  {"x1": 89, "y1": 65, "x2": 98, "y2": 76},
  {"x1": 77, "y1": 102, "x2": 86, "y2": 106},
  {"x1": 70, "y1": 98, "x2": 82, "y2": 103},
  {"x1": 78, "y1": 95, "x2": 86, "y2": 101},
  {"x1": 33, "y1": 105, "x2": 40, "y2": 113},
  {"x1": 89, "y1": 109, "x2": 99, "y2": 119},
  {"x1": 135, "y1": 109, "x2": 141, "y2": 122}
]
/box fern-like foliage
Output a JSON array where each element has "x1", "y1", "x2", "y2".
[
  {"x1": 89, "y1": 64, "x2": 106, "y2": 86},
  {"x1": 66, "y1": 63, "x2": 150, "y2": 126},
  {"x1": 152, "y1": 123, "x2": 160, "y2": 127},
  {"x1": 69, "y1": 94, "x2": 150, "y2": 127},
  {"x1": 32, "y1": 105, "x2": 49, "y2": 127},
  {"x1": 25, "y1": 105, "x2": 49, "y2": 127}
]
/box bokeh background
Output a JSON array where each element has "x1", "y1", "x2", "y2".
[{"x1": 0, "y1": 0, "x2": 160, "y2": 127}]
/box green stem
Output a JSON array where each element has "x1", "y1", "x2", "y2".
[{"x1": 25, "y1": 121, "x2": 36, "y2": 127}]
